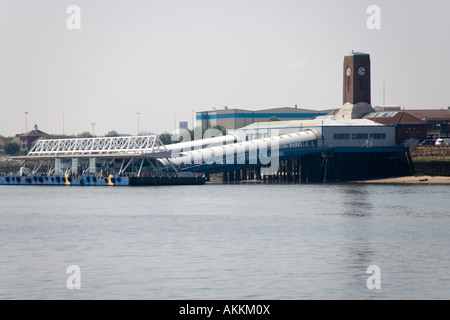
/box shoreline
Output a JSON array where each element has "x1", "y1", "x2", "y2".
[
  {"x1": 208, "y1": 175, "x2": 450, "y2": 185},
  {"x1": 354, "y1": 175, "x2": 450, "y2": 184}
]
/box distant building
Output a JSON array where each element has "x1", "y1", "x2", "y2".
[
  {"x1": 363, "y1": 111, "x2": 427, "y2": 145},
  {"x1": 403, "y1": 109, "x2": 450, "y2": 139},
  {"x1": 18, "y1": 125, "x2": 52, "y2": 154},
  {"x1": 196, "y1": 106, "x2": 331, "y2": 130}
]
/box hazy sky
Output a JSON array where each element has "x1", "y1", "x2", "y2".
[{"x1": 1, "y1": 0, "x2": 449, "y2": 137}]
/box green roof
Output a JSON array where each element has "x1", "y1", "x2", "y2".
[{"x1": 345, "y1": 51, "x2": 369, "y2": 56}]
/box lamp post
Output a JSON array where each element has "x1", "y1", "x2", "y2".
[
  {"x1": 137, "y1": 112, "x2": 140, "y2": 136},
  {"x1": 91, "y1": 122, "x2": 96, "y2": 136},
  {"x1": 24, "y1": 112, "x2": 29, "y2": 132}
]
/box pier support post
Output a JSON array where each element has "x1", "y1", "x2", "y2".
[
  {"x1": 71, "y1": 158, "x2": 78, "y2": 175},
  {"x1": 406, "y1": 150, "x2": 415, "y2": 175},
  {"x1": 89, "y1": 157, "x2": 97, "y2": 174},
  {"x1": 249, "y1": 168, "x2": 254, "y2": 180},
  {"x1": 55, "y1": 158, "x2": 62, "y2": 175},
  {"x1": 300, "y1": 156, "x2": 307, "y2": 183}
]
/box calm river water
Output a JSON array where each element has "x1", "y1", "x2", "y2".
[{"x1": 0, "y1": 183, "x2": 449, "y2": 299}]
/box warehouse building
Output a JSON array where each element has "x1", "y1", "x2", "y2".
[{"x1": 196, "y1": 106, "x2": 331, "y2": 130}]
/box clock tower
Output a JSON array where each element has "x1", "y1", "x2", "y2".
[{"x1": 336, "y1": 51, "x2": 374, "y2": 119}]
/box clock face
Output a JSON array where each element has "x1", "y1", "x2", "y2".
[
  {"x1": 358, "y1": 66, "x2": 366, "y2": 76},
  {"x1": 346, "y1": 67, "x2": 351, "y2": 76}
]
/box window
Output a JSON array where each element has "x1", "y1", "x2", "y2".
[
  {"x1": 352, "y1": 133, "x2": 368, "y2": 139},
  {"x1": 369, "y1": 133, "x2": 386, "y2": 139},
  {"x1": 334, "y1": 133, "x2": 350, "y2": 140}
]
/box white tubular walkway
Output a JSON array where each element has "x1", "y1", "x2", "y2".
[
  {"x1": 159, "y1": 130, "x2": 321, "y2": 167},
  {"x1": 164, "y1": 134, "x2": 241, "y2": 152}
]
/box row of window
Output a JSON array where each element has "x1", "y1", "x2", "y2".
[
  {"x1": 279, "y1": 140, "x2": 317, "y2": 149},
  {"x1": 333, "y1": 133, "x2": 386, "y2": 140},
  {"x1": 427, "y1": 123, "x2": 449, "y2": 132}
]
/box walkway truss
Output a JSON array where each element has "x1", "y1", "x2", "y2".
[{"x1": 27, "y1": 135, "x2": 171, "y2": 158}]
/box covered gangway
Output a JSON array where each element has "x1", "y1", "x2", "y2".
[{"x1": 159, "y1": 129, "x2": 323, "y2": 174}]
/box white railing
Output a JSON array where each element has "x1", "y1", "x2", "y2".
[{"x1": 27, "y1": 135, "x2": 167, "y2": 157}]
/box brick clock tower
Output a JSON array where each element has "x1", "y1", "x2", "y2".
[{"x1": 336, "y1": 51, "x2": 374, "y2": 119}]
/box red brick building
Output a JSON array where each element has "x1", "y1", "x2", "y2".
[
  {"x1": 363, "y1": 111, "x2": 427, "y2": 145},
  {"x1": 18, "y1": 125, "x2": 52, "y2": 154},
  {"x1": 403, "y1": 109, "x2": 450, "y2": 140}
]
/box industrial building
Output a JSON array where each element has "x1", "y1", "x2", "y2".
[{"x1": 196, "y1": 106, "x2": 331, "y2": 130}]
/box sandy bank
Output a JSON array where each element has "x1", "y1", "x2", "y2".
[{"x1": 355, "y1": 175, "x2": 450, "y2": 184}]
